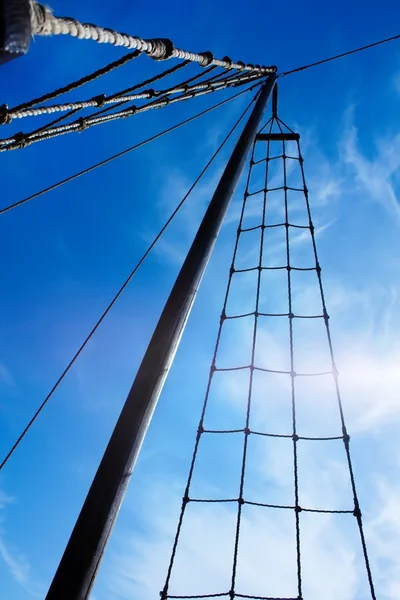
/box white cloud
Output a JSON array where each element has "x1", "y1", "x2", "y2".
[
  {"x1": 394, "y1": 71, "x2": 400, "y2": 96},
  {"x1": 0, "y1": 539, "x2": 32, "y2": 588},
  {"x1": 0, "y1": 361, "x2": 13, "y2": 387},
  {"x1": 0, "y1": 489, "x2": 43, "y2": 597},
  {"x1": 0, "y1": 490, "x2": 13, "y2": 511},
  {"x1": 341, "y1": 119, "x2": 400, "y2": 222},
  {"x1": 367, "y1": 478, "x2": 400, "y2": 599}
]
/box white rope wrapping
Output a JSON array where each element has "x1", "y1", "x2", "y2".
[{"x1": 29, "y1": 2, "x2": 276, "y2": 74}]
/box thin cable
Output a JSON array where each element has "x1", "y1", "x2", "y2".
[
  {"x1": 0, "y1": 80, "x2": 263, "y2": 216},
  {"x1": 280, "y1": 32, "x2": 400, "y2": 76},
  {"x1": 0, "y1": 89, "x2": 260, "y2": 472}
]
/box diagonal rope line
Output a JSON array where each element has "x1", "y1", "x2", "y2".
[
  {"x1": 30, "y1": 1, "x2": 276, "y2": 74},
  {"x1": 4, "y1": 63, "x2": 218, "y2": 120},
  {"x1": 0, "y1": 88, "x2": 260, "y2": 472},
  {"x1": 295, "y1": 136, "x2": 377, "y2": 599},
  {"x1": 1, "y1": 50, "x2": 142, "y2": 117},
  {"x1": 275, "y1": 116, "x2": 302, "y2": 598},
  {"x1": 280, "y1": 32, "x2": 400, "y2": 76},
  {"x1": 0, "y1": 59, "x2": 192, "y2": 138},
  {"x1": 1, "y1": 60, "x2": 212, "y2": 145},
  {"x1": 65, "y1": 63, "x2": 221, "y2": 127},
  {"x1": 0, "y1": 81, "x2": 262, "y2": 216},
  {"x1": 6, "y1": 63, "x2": 253, "y2": 123},
  {"x1": 7, "y1": 66, "x2": 245, "y2": 144},
  {"x1": 0, "y1": 72, "x2": 265, "y2": 150},
  {"x1": 230, "y1": 116, "x2": 274, "y2": 598}
]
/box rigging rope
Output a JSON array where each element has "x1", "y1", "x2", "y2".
[
  {"x1": 29, "y1": 1, "x2": 276, "y2": 74},
  {"x1": 0, "y1": 82, "x2": 263, "y2": 219},
  {"x1": 0, "y1": 71, "x2": 265, "y2": 150},
  {"x1": 0, "y1": 88, "x2": 261, "y2": 471},
  {"x1": 160, "y1": 113, "x2": 376, "y2": 600},
  {"x1": 5, "y1": 70, "x2": 261, "y2": 120},
  {"x1": 1, "y1": 61, "x2": 214, "y2": 146},
  {"x1": 4, "y1": 54, "x2": 186, "y2": 117},
  {"x1": 0, "y1": 63, "x2": 255, "y2": 152}
]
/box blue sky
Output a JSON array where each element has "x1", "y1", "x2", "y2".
[{"x1": 1, "y1": 0, "x2": 400, "y2": 598}]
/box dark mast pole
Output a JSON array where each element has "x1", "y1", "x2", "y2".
[{"x1": 46, "y1": 74, "x2": 277, "y2": 600}]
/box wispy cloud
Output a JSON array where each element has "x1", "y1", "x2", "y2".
[
  {"x1": 144, "y1": 165, "x2": 226, "y2": 267},
  {"x1": 0, "y1": 490, "x2": 43, "y2": 597},
  {"x1": 393, "y1": 70, "x2": 400, "y2": 96},
  {"x1": 100, "y1": 478, "x2": 364, "y2": 600},
  {"x1": 367, "y1": 478, "x2": 400, "y2": 599},
  {"x1": 0, "y1": 361, "x2": 14, "y2": 387},
  {"x1": 0, "y1": 539, "x2": 32, "y2": 589},
  {"x1": 340, "y1": 112, "x2": 400, "y2": 222}
]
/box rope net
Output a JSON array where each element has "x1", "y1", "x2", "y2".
[{"x1": 159, "y1": 114, "x2": 376, "y2": 599}]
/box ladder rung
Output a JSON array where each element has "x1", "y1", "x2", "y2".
[{"x1": 256, "y1": 133, "x2": 300, "y2": 141}]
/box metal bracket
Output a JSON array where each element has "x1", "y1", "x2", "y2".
[{"x1": 0, "y1": 0, "x2": 32, "y2": 65}]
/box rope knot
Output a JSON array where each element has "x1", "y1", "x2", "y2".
[
  {"x1": 78, "y1": 117, "x2": 87, "y2": 131},
  {"x1": 92, "y1": 94, "x2": 106, "y2": 108},
  {"x1": 147, "y1": 38, "x2": 174, "y2": 60},
  {"x1": 222, "y1": 56, "x2": 233, "y2": 69},
  {"x1": 199, "y1": 51, "x2": 214, "y2": 67},
  {"x1": 12, "y1": 132, "x2": 28, "y2": 148},
  {"x1": 0, "y1": 105, "x2": 11, "y2": 125}
]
